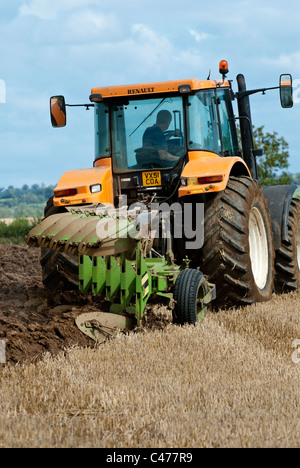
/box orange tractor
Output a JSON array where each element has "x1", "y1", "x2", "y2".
[{"x1": 27, "y1": 61, "x2": 300, "y2": 339}]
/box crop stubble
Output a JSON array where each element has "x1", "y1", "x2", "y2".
[{"x1": 0, "y1": 244, "x2": 299, "y2": 448}]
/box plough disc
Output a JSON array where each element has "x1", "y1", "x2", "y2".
[
  {"x1": 26, "y1": 208, "x2": 142, "y2": 257},
  {"x1": 75, "y1": 312, "x2": 136, "y2": 342}
]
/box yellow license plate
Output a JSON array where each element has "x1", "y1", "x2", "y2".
[{"x1": 142, "y1": 171, "x2": 161, "y2": 187}]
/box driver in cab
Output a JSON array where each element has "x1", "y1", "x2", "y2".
[{"x1": 142, "y1": 110, "x2": 179, "y2": 163}]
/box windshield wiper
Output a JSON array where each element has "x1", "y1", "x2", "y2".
[{"x1": 129, "y1": 98, "x2": 166, "y2": 137}]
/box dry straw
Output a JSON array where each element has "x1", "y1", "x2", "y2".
[{"x1": 0, "y1": 292, "x2": 300, "y2": 448}]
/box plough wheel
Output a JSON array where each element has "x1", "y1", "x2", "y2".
[{"x1": 173, "y1": 269, "x2": 208, "y2": 325}]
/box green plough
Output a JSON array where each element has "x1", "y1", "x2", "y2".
[{"x1": 26, "y1": 207, "x2": 216, "y2": 341}]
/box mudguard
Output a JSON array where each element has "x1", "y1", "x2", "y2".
[
  {"x1": 263, "y1": 184, "x2": 300, "y2": 250},
  {"x1": 178, "y1": 152, "x2": 251, "y2": 197}
]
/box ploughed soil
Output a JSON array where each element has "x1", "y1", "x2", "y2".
[
  {"x1": 0, "y1": 245, "x2": 102, "y2": 363},
  {"x1": 0, "y1": 245, "x2": 169, "y2": 364}
]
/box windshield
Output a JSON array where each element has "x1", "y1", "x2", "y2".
[{"x1": 111, "y1": 96, "x2": 186, "y2": 172}]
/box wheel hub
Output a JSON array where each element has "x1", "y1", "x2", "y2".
[{"x1": 249, "y1": 207, "x2": 269, "y2": 290}]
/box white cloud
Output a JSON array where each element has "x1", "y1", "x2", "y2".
[
  {"x1": 19, "y1": 0, "x2": 98, "y2": 20},
  {"x1": 63, "y1": 9, "x2": 120, "y2": 42},
  {"x1": 261, "y1": 52, "x2": 300, "y2": 71},
  {"x1": 189, "y1": 29, "x2": 210, "y2": 43},
  {"x1": 132, "y1": 24, "x2": 170, "y2": 49},
  {"x1": 61, "y1": 22, "x2": 205, "y2": 83},
  {"x1": 122, "y1": 24, "x2": 173, "y2": 75}
]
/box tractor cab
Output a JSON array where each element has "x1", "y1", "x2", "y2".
[{"x1": 89, "y1": 79, "x2": 240, "y2": 205}]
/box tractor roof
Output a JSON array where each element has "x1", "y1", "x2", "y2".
[{"x1": 91, "y1": 79, "x2": 230, "y2": 99}]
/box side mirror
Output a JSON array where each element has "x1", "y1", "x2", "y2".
[
  {"x1": 50, "y1": 95, "x2": 66, "y2": 127},
  {"x1": 280, "y1": 74, "x2": 293, "y2": 108}
]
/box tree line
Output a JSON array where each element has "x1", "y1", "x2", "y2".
[
  {"x1": 0, "y1": 218, "x2": 40, "y2": 244},
  {"x1": 253, "y1": 126, "x2": 295, "y2": 187},
  {"x1": 0, "y1": 184, "x2": 55, "y2": 218}
]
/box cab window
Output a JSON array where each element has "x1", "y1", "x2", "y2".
[
  {"x1": 94, "y1": 102, "x2": 110, "y2": 159},
  {"x1": 217, "y1": 89, "x2": 239, "y2": 156},
  {"x1": 187, "y1": 90, "x2": 221, "y2": 154}
]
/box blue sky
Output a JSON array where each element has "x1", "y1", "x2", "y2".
[{"x1": 1, "y1": 0, "x2": 300, "y2": 188}]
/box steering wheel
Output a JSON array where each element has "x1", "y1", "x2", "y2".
[{"x1": 163, "y1": 130, "x2": 183, "y2": 139}]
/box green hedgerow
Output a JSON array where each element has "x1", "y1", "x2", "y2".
[{"x1": 0, "y1": 218, "x2": 41, "y2": 244}]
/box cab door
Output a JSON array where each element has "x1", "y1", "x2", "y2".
[{"x1": 216, "y1": 89, "x2": 239, "y2": 157}]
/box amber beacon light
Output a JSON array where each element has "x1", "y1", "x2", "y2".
[{"x1": 219, "y1": 60, "x2": 229, "y2": 77}]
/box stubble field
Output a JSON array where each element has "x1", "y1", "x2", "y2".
[{"x1": 0, "y1": 244, "x2": 299, "y2": 448}]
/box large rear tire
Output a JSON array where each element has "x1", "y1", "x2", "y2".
[
  {"x1": 41, "y1": 198, "x2": 79, "y2": 290},
  {"x1": 275, "y1": 198, "x2": 300, "y2": 292},
  {"x1": 200, "y1": 176, "x2": 275, "y2": 307}
]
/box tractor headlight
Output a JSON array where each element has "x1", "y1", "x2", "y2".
[
  {"x1": 180, "y1": 178, "x2": 187, "y2": 186},
  {"x1": 90, "y1": 184, "x2": 102, "y2": 194}
]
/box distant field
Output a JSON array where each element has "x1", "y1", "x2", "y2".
[
  {"x1": 0, "y1": 218, "x2": 14, "y2": 224},
  {"x1": 0, "y1": 204, "x2": 45, "y2": 219},
  {"x1": 0, "y1": 218, "x2": 36, "y2": 225},
  {"x1": 0, "y1": 185, "x2": 53, "y2": 219}
]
